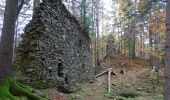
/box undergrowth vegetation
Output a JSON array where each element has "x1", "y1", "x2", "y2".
[
  {"x1": 106, "y1": 75, "x2": 163, "y2": 100},
  {"x1": 66, "y1": 66, "x2": 164, "y2": 100}
]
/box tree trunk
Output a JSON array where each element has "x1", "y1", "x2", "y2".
[
  {"x1": 132, "y1": 27, "x2": 136, "y2": 58},
  {"x1": 96, "y1": 0, "x2": 100, "y2": 66},
  {"x1": 91, "y1": 0, "x2": 96, "y2": 68},
  {"x1": 82, "y1": 0, "x2": 87, "y2": 28},
  {"x1": 33, "y1": 0, "x2": 40, "y2": 17},
  {"x1": 131, "y1": 0, "x2": 137, "y2": 58},
  {"x1": 13, "y1": 19, "x2": 19, "y2": 61},
  {"x1": 0, "y1": 0, "x2": 18, "y2": 83},
  {"x1": 0, "y1": 1, "x2": 47, "y2": 99},
  {"x1": 164, "y1": 0, "x2": 170, "y2": 99},
  {"x1": 71, "y1": 0, "x2": 75, "y2": 14},
  {"x1": 149, "y1": 29, "x2": 153, "y2": 66}
]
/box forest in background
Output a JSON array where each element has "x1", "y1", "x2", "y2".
[{"x1": 0, "y1": 0, "x2": 166, "y2": 68}]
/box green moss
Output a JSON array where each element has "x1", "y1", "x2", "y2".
[
  {"x1": 0, "y1": 77, "x2": 18, "y2": 100},
  {"x1": 0, "y1": 76, "x2": 47, "y2": 100},
  {"x1": 103, "y1": 92, "x2": 114, "y2": 99}
]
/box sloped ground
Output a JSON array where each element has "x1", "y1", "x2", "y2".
[{"x1": 36, "y1": 53, "x2": 164, "y2": 100}]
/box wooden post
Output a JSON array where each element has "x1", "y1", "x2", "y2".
[{"x1": 108, "y1": 68, "x2": 112, "y2": 93}]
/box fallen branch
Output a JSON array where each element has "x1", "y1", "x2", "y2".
[
  {"x1": 95, "y1": 70, "x2": 108, "y2": 78},
  {"x1": 95, "y1": 68, "x2": 116, "y2": 78}
]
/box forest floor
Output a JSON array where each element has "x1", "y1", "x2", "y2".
[{"x1": 40, "y1": 52, "x2": 164, "y2": 100}]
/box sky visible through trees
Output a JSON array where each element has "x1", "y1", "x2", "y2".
[{"x1": 0, "y1": 0, "x2": 114, "y2": 37}]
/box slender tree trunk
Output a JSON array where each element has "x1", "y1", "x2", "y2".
[
  {"x1": 0, "y1": 0, "x2": 18, "y2": 83},
  {"x1": 148, "y1": 8, "x2": 153, "y2": 61},
  {"x1": 131, "y1": 0, "x2": 137, "y2": 58},
  {"x1": 149, "y1": 29, "x2": 153, "y2": 66},
  {"x1": 132, "y1": 26, "x2": 136, "y2": 58},
  {"x1": 117, "y1": 23, "x2": 121, "y2": 53},
  {"x1": 129, "y1": 24, "x2": 133, "y2": 57},
  {"x1": 13, "y1": 19, "x2": 19, "y2": 61},
  {"x1": 120, "y1": 30, "x2": 122, "y2": 54},
  {"x1": 101, "y1": 2, "x2": 104, "y2": 58},
  {"x1": 82, "y1": 0, "x2": 87, "y2": 28},
  {"x1": 92, "y1": 0, "x2": 97, "y2": 70},
  {"x1": 164, "y1": 0, "x2": 170, "y2": 99},
  {"x1": 33, "y1": 0, "x2": 40, "y2": 17},
  {"x1": 95, "y1": 0, "x2": 100, "y2": 66},
  {"x1": 139, "y1": 28, "x2": 143, "y2": 58},
  {"x1": 71, "y1": 0, "x2": 75, "y2": 14}
]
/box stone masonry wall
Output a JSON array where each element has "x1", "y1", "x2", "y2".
[{"x1": 15, "y1": 0, "x2": 94, "y2": 92}]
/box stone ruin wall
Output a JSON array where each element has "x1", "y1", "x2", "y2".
[{"x1": 15, "y1": 0, "x2": 94, "y2": 92}]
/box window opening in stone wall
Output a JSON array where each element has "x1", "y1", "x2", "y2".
[
  {"x1": 81, "y1": 64, "x2": 85, "y2": 73},
  {"x1": 76, "y1": 39, "x2": 82, "y2": 47},
  {"x1": 82, "y1": 64, "x2": 85, "y2": 68},
  {"x1": 78, "y1": 40, "x2": 82, "y2": 47},
  {"x1": 48, "y1": 67, "x2": 52, "y2": 77}
]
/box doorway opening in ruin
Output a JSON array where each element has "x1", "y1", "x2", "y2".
[
  {"x1": 58, "y1": 62, "x2": 64, "y2": 77},
  {"x1": 65, "y1": 77, "x2": 68, "y2": 84}
]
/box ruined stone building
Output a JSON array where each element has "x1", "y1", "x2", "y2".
[{"x1": 15, "y1": 0, "x2": 94, "y2": 92}]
